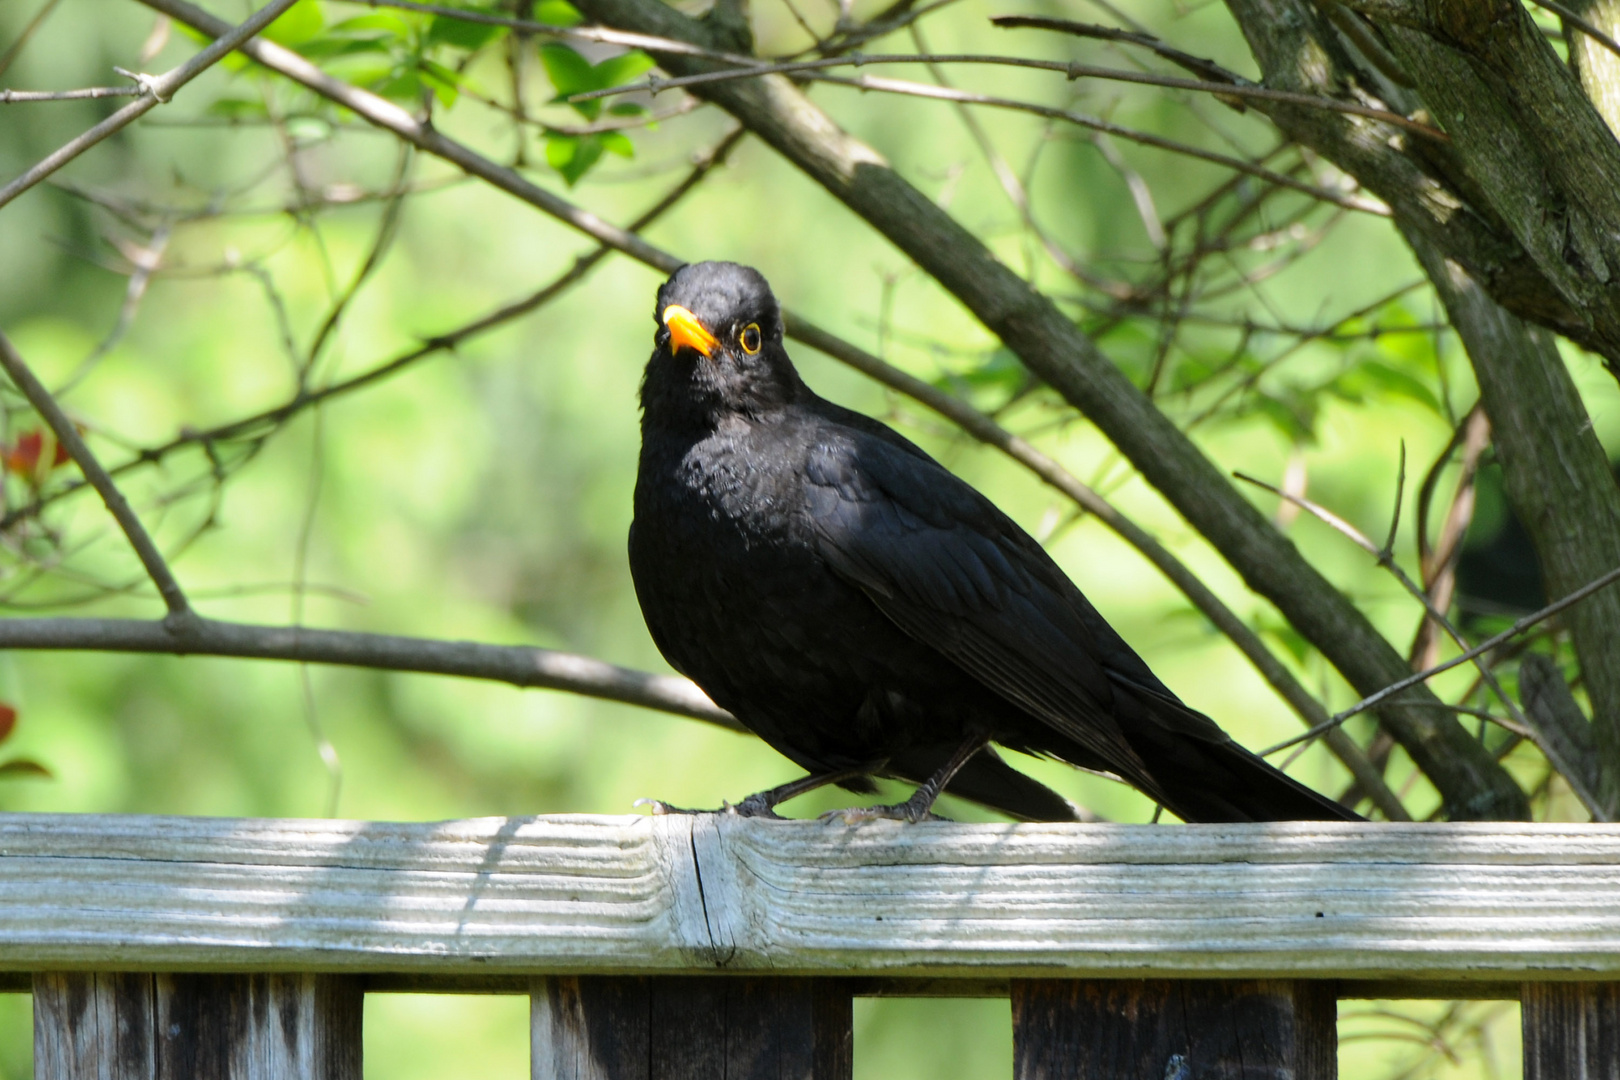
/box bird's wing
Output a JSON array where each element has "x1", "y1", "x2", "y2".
[{"x1": 802, "y1": 427, "x2": 1169, "y2": 782}]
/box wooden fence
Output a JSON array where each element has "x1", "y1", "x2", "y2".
[{"x1": 1, "y1": 813, "x2": 1617, "y2": 1078}]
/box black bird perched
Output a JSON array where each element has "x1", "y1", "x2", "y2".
[{"x1": 629, "y1": 261, "x2": 1361, "y2": 824}]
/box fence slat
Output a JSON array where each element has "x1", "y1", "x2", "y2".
[
  {"x1": 531, "y1": 976, "x2": 851, "y2": 1080},
  {"x1": 1011, "y1": 979, "x2": 1336, "y2": 1080},
  {"x1": 1523, "y1": 982, "x2": 1620, "y2": 1079},
  {"x1": 32, "y1": 973, "x2": 362, "y2": 1080}
]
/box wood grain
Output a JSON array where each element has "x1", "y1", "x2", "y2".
[
  {"x1": 5, "y1": 814, "x2": 1620, "y2": 980},
  {"x1": 33, "y1": 971, "x2": 360, "y2": 1079},
  {"x1": 1011, "y1": 979, "x2": 1336, "y2": 1079},
  {"x1": 531, "y1": 977, "x2": 850, "y2": 1079},
  {"x1": 1523, "y1": 981, "x2": 1620, "y2": 1079}
]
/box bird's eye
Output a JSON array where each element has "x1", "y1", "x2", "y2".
[{"x1": 740, "y1": 323, "x2": 762, "y2": 355}]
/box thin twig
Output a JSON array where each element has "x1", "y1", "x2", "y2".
[
  {"x1": 799, "y1": 73, "x2": 1390, "y2": 214},
  {"x1": 0, "y1": 0, "x2": 304, "y2": 211},
  {"x1": 0, "y1": 86, "x2": 145, "y2": 103},
  {"x1": 1259, "y1": 564, "x2": 1620, "y2": 756},
  {"x1": 0, "y1": 329, "x2": 190, "y2": 619},
  {"x1": 568, "y1": 51, "x2": 1448, "y2": 139}
]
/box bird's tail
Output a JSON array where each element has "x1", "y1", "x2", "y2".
[{"x1": 1114, "y1": 691, "x2": 1363, "y2": 823}]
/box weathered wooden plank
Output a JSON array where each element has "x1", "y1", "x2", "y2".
[
  {"x1": 1011, "y1": 979, "x2": 1335, "y2": 1079},
  {"x1": 6, "y1": 814, "x2": 1620, "y2": 979},
  {"x1": 1523, "y1": 981, "x2": 1620, "y2": 1079},
  {"x1": 32, "y1": 972, "x2": 361, "y2": 1080},
  {"x1": 531, "y1": 977, "x2": 850, "y2": 1080}
]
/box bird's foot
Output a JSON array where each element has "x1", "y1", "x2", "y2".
[
  {"x1": 724, "y1": 792, "x2": 787, "y2": 819},
  {"x1": 634, "y1": 797, "x2": 783, "y2": 819},
  {"x1": 819, "y1": 800, "x2": 952, "y2": 825}
]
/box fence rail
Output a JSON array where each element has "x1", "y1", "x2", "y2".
[{"x1": 2, "y1": 813, "x2": 1618, "y2": 1078}]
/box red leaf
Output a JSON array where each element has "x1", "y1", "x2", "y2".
[
  {"x1": 3, "y1": 430, "x2": 69, "y2": 479},
  {"x1": 0, "y1": 703, "x2": 16, "y2": 744}
]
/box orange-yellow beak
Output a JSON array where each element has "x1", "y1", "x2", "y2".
[{"x1": 662, "y1": 304, "x2": 718, "y2": 358}]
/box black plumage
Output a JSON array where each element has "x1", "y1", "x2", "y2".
[{"x1": 629, "y1": 261, "x2": 1360, "y2": 823}]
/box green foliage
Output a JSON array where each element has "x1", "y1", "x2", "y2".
[{"x1": 539, "y1": 42, "x2": 654, "y2": 121}]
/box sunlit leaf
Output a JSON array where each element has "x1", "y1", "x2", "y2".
[
  {"x1": 534, "y1": 0, "x2": 585, "y2": 26},
  {"x1": 599, "y1": 130, "x2": 635, "y2": 157},
  {"x1": 545, "y1": 132, "x2": 605, "y2": 184},
  {"x1": 263, "y1": 0, "x2": 325, "y2": 47},
  {"x1": 592, "y1": 50, "x2": 655, "y2": 88}
]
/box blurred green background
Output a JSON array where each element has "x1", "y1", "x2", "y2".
[{"x1": 3, "y1": 0, "x2": 1614, "y2": 1074}]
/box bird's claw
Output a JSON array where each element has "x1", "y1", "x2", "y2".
[
  {"x1": 819, "y1": 802, "x2": 951, "y2": 824},
  {"x1": 634, "y1": 798, "x2": 706, "y2": 816}
]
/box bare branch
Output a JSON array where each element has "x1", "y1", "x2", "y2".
[
  {"x1": 0, "y1": 0, "x2": 304, "y2": 212},
  {"x1": 0, "y1": 329, "x2": 190, "y2": 620},
  {"x1": 0, "y1": 615, "x2": 740, "y2": 731},
  {"x1": 0, "y1": 86, "x2": 144, "y2": 103}
]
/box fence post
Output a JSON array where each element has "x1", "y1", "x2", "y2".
[
  {"x1": 1522, "y1": 982, "x2": 1620, "y2": 1079},
  {"x1": 32, "y1": 972, "x2": 363, "y2": 1080},
  {"x1": 1011, "y1": 979, "x2": 1336, "y2": 1080},
  {"x1": 531, "y1": 977, "x2": 851, "y2": 1080}
]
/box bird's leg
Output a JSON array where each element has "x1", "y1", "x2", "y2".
[
  {"x1": 823, "y1": 733, "x2": 992, "y2": 824},
  {"x1": 727, "y1": 766, "x2": 877, "y2": 818},
  {"x1": 637, "y1": 765, "x2": 877, "y2": 819}
]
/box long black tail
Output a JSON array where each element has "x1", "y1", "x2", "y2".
[{"x1": 1117, "y1": 691, "x2": 1364, "y2": 822}]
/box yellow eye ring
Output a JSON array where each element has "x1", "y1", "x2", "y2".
[{"x1": 740, "y1": 323, "x2": 762, "y2": 355}]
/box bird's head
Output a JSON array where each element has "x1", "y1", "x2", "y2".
[{"x1": 643, "y1": 261, "x2": 801, "y2": 425}]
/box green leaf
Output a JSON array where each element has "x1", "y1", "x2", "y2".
[
  {"x1": 592, "y1": 50, "x2": 655, "y2": 88},
  {"x1": 539, "y1": 42, "x2": 597, "y2": 98},
  {"x1": 263, "y1": 0, "x2": 326, "y2": 46},
  {"x1": 416, "y1": 58, "x2": 467, "y2": 106},
  {"x1": 374, "y1": 69, "x2": 426, "y2": 101},
  {"x1": 428, "y1": 13, "x2": 505, "y2": 50},
  {"x1": 599, "y1": 130, "x2": 635, "y2": 157},
  {"x1": 1338, "y1": 358, "x2": 1442, "y2": 414},
  {"x1": 545, "y1": 132, "x2": 605, "y2": 184},
  {"x1": 296, "y1": 35, "x2": 396, "y2": 59},
  {"x1": 608, "y1": 102, "x2": 647, "y2": 117},
  {"x1": 533, "y1": 0, "x2": 585, "y2": 26},
  {"x1": 539, "y1": 43, "x2": 655, "y2": 119},
  {"x1": 207, "y1": 97, "x2": 270, "y2": 120}
]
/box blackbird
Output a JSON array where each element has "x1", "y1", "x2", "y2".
[{"x1": 629, "y1": 261, "x2": 1361, "y2": 823}]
